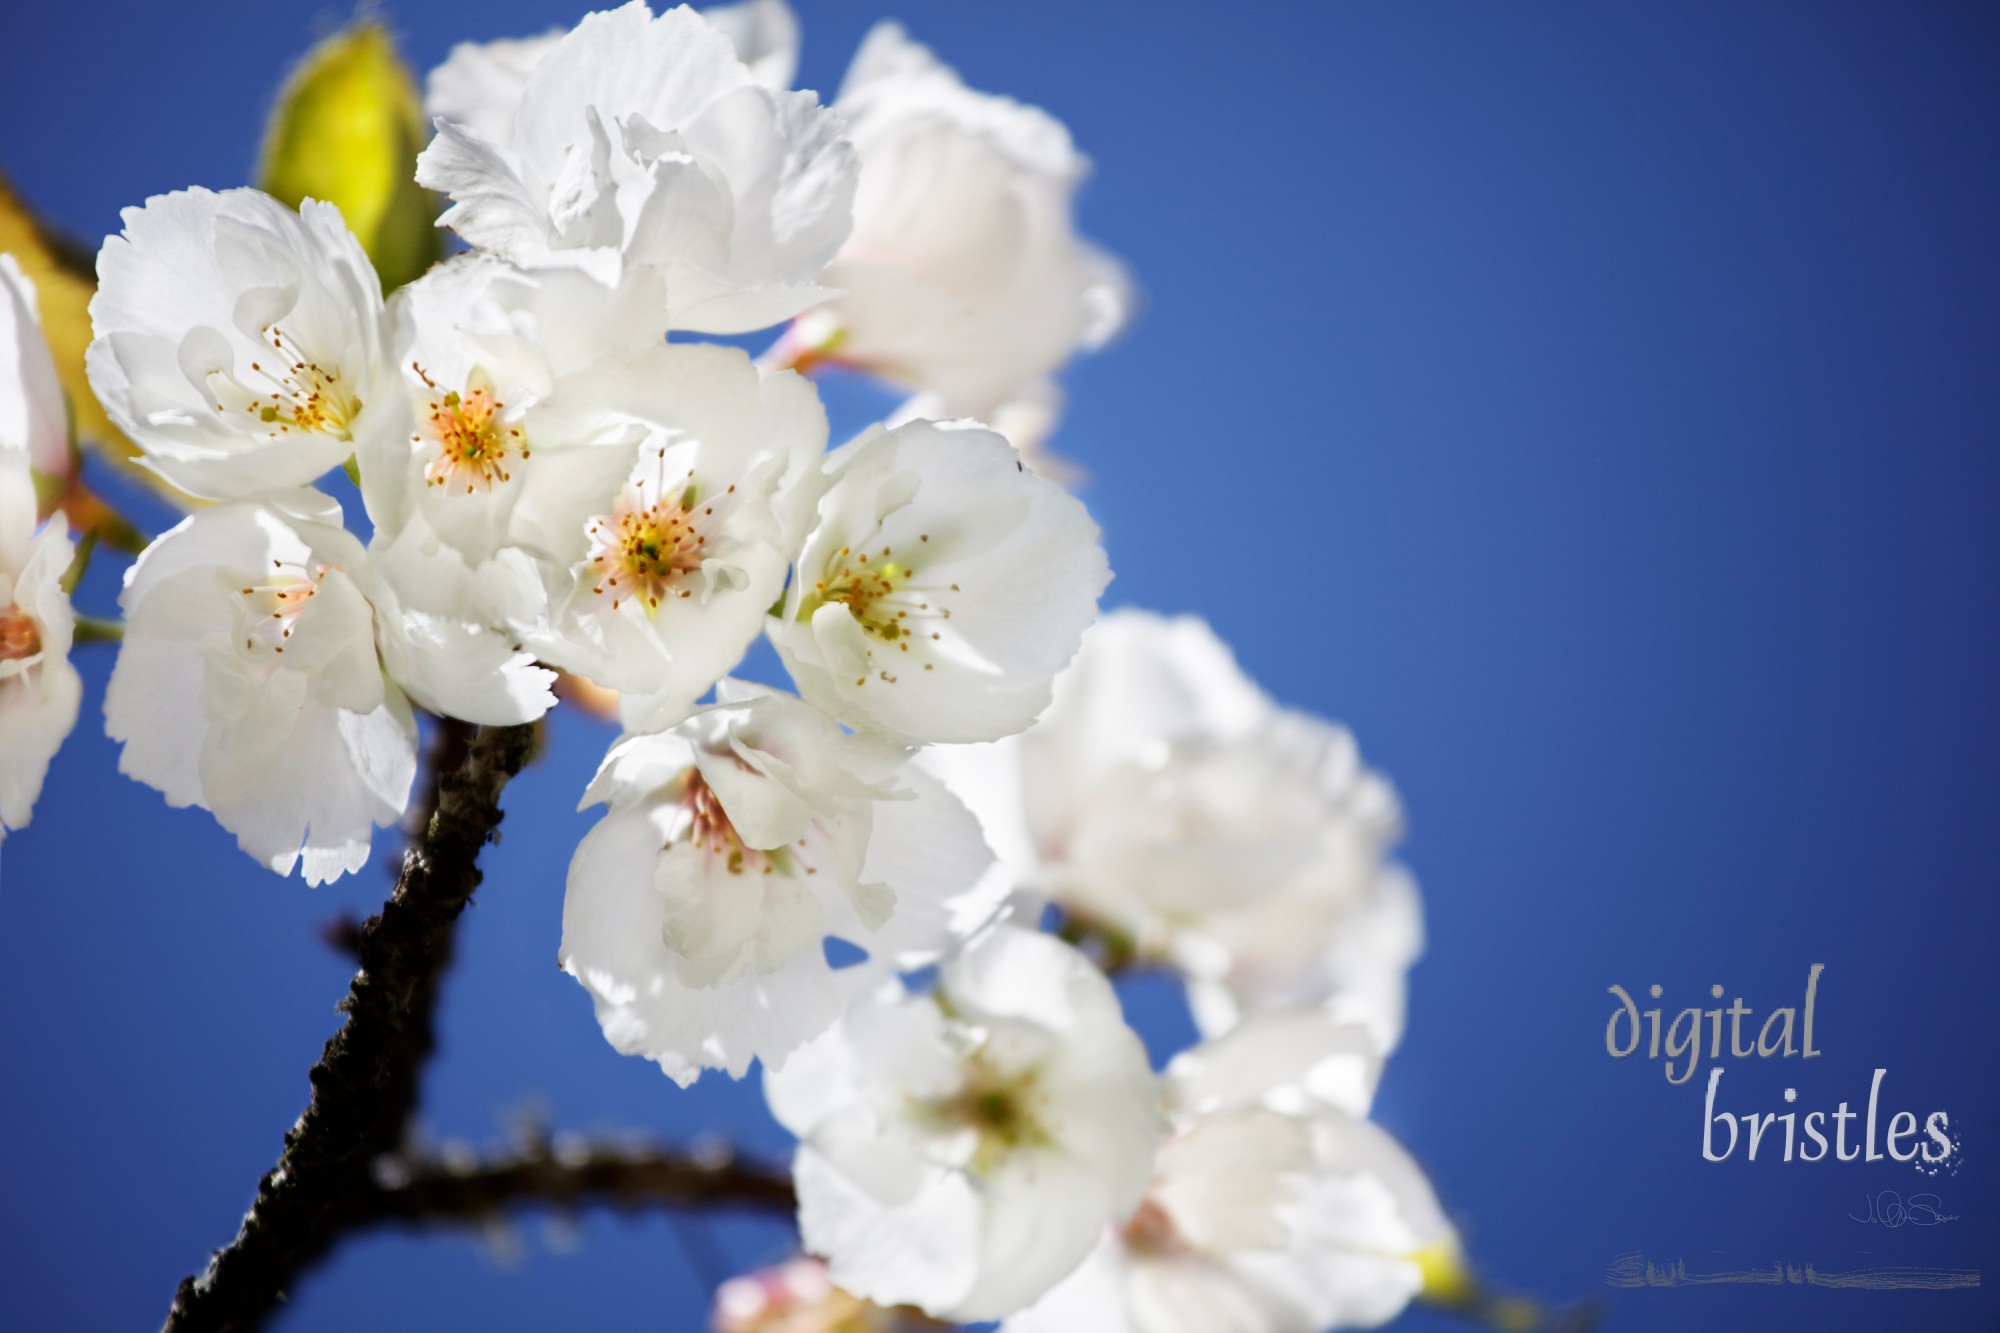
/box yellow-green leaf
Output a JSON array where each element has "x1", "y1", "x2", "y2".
[{"x1": 259, "y1": 21, "x2": 440, "y2": 293}]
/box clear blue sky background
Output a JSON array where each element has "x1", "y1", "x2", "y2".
[{"x1": 2, "y1": 2, "x2": 1997, "y2": 1330}]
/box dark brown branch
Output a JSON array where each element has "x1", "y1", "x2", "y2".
[
  {"x1": 164, "y1": 720, "x2": 536, "y2": 1333},
  {"x1": 358, "y1": 1137, "x2": 797, "y2": 1228}
]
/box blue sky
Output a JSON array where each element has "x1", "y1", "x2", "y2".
[{"x1": 2, "y1": 2, "x2": 1997, "y2": 1330}]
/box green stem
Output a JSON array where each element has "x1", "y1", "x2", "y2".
[{"x1": 71, "y1": 613, "x2": 124, "y2": 643}]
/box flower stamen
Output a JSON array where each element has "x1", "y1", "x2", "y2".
[
  {"x1": 413, "y1": 364, "x2": 525, "y2": 494},
  {"x1": 587, "y1": 477, "x2": 711, "y2": 614},
  {"x1": 0, "y1": 605, "x2": 41, "y2": 663}
]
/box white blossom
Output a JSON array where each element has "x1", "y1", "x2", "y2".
[
  {"x1": 769, "y1": 419, "x2": 1108, "y2": 744},
  {"x1": 1004, "y1": 1012, "x2": 1456, "y2": 1333},
  {"x1": 927, "y1": 609, "x2": 1423, "y2": 1053},
  {"x1": 416, "y1": 1, "x2": 854, "y2": 335},
  {"x1": 765, "y1": 925, "x2": 1162, "y2": 1323},
  {"x1": 85, "y1": 188, "x2": 399, "y2": 501},
  {"x1": 560, "y1": 682, "x2": 1002, "y2": 1085},
  {"x1": 713, "y1": 1257, "x2": 922, "y2": 1333},
  {"x1": 103, "y1": 489, "x2": 551, "y2": 884},
  {"x1": 425, "y1": 0, "x2": 800, "y2": 150},
  {"x1": 523, "y1": 343, "x2": 825, "y2": 731},
  {"x1": 1, "y1": 255, "x2": 70, "y2": 487},
  {"x1": 776, "y1": 23, "x2": 1128, "y2": 433},
  {"x1": 0, "y1": 436, "x2": 80, "y2": 844}
]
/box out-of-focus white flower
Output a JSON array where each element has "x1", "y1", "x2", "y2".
[
  {"x1": 0, "y1": 255, "x2": 70, "y2": 491},
  {"x1": 769, "y1": 419, "x2": 1108, "y2": 744},
  {"x1": 417, "y1": 1, "x2": 853, "y2": 335},
  {"x1": 426, "y1": 0, "x2": 799, "y2": 150},
  {"x1": 928, "y1": 609, "x2": 1423, "y2": 1053},
  {"x1": 765, "y1": 925, "x2": 1162, "y2": 1323},
  {"x1": 0, "y1": 440, "x2": 80, "y2": 843},
  {"x1": 103, "y1": 489, "x2": 551, "y2": 884},
  {"x1": 1004, "y1": 1012, "x2": 1456, "y2": 1333},
  {"x1": 698, "y1": 0, "x2": 802, "y2": 92},
  {"x1": 713, "y1": 1256, "x2": 937, "y2": 1333},
  {"x1": 85, "y1": 188, "x2": 399, "y2": 501},
  {"x1": 561, "y1": 682, "x2": 1001, "y2": 1085},
  {"x1": 525, "y1": 344, "x2": 825, "y2": 731},
  {"x1": 778, "y1": 23, "x2": 1128, "y2": 435}
]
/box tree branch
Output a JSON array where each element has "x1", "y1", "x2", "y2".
[
  {"x1": 164, "y1": 720, "x2": 536, "y2": 1333},
  {"x1": 359, "y1": 1136, "x2": 797, "y2": 1228}
]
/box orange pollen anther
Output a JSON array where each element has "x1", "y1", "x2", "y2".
[
  {"x1": 586, "y1": 486, "x2": 708, "y2": 614},
  {"x1": 229, "y1": 324, "x2": 360, "y2": 439},
  {"x1": 418, "y1": 372, "x2": 522, "y2": 494}
]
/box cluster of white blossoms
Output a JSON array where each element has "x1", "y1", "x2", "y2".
[{"x1": 1, "y1": 4, "x2": 1464, "y2": 1329}]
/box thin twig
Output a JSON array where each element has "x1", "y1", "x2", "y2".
[
  {"x1": 163, "y1": 720, "x2": 536, "y2": 1333},
  {"x1": 359, "y1": 1137, "x2": 797, "y2": 1228}
]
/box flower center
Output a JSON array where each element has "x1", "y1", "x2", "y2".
[
  {"x1": 415, "y1": 365, "x2": 524, "y2": 494},
  {"x1": 235, "y1": 561, "x2": 324, "y2": 656},
  {"x1": 799, "y1": 536, "x2": 956, "y2": 686},
  {"x1": 587, "y1": 482, "x2": 712, "y2": 614},
  {"x1": 0, "y1": 605, "x2": 41, "y2": 662},
  {"x1": 678, "y1": 768, "x2": 789, "y2": 878},
  {"x1": 1121, "y1": 1198, "x2": 1183, "y2": 1256},
  {"x1": 226, "y1": 323, "x2": 362, "y2": 440},
  {"x1": 920, "y1": 1049, "x2": 1050, "y2": 1174}
]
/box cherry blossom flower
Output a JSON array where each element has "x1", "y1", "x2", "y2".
[
  {"x1": 416, "y1": 1, "x2": 854, "y2": 335},
  {"x1": 765, "y1": 925, "x2": 1162, "y2": 1322},
  {"x1": 712, "y1": 1257, "x2": 940, "y2": 1333},
  {"x1": 769, "y1": 419, "x2": 1108, "y2": 744},
  {"x1": 0, "y1": 433, "x2": 79, "y2": 844},
  {"x1": 560, "y1": 682, "x2": 1002, "y2": 1085},
  {"x1": 925, "y1": 609, "x2": 1424, "y2": 1053},
  {"x1": 0, "y1": 256, "x2": 70, "y2": 492},
  {"x1": 104, "y1": 489, "x2": 551, "y2": 884},
  {"x1": 1002, "y1": 1012, "x2": 1457, "y2": 1333},
  {"x1": 526, "y1": 344, "x2": 826, "y2": 731},
  {"x1": 773, "y1": 23, "x2": 1128, "y2": 441},
  {"x1": 426, "y1": 0, "x2": 800, "y2": 151},
  {"x1": 85, "y1": 188, "x2": 399, "y2": 501},
  {"x1": 364, "y1": 255, "x2": 667, "y2": 569}
]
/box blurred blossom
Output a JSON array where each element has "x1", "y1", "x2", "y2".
[
  {"x1": 713, "y1": 1257, "x2": 941, "y2": 1333},
  {"x1": 765, "y1": 926, "x2": 1162, "y2": 1322},
  {"x1": 0, "y1": 336, "x2": 79, "y2": 841},
  {"x1": 773, "y1": 22, "x2": 1129, "y2": 463},
  {"x1": 1004, "y1": 1011, "x2": 1457, "y2": 1333},
  {"x1": 0, "y1": 255, "x2": 70, "y2": 494},
  {"x1": 922, "y1": 609, "x2": 1424, "y2": 1053}
]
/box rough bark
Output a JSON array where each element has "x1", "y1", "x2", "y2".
[{"x1": 163, "y1": 720, "x2": 535, "y2": 1333}]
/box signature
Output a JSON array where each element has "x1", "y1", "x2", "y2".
[{"x1": 1850, "y1": 1191, "x2": 1958, "y2": 1228}]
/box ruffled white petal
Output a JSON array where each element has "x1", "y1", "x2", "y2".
[
  {"x1": 103, "y1": 493, "x2": 420, "y2": 883},
  {"x1": 86, "y1": 188, "x2": 396, "y2": 501},
  {"x1": 416, "y1": 1, "x2": 854, "y2": 336}
]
